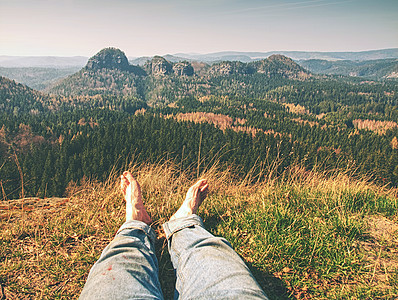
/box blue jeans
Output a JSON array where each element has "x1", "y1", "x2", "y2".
[{"x1": 80, "y1": 215, "x2": 268, "y2": 299}]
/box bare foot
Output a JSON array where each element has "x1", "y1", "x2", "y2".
[
  {"x1": 121, "y1": 171, "x2": 152, "y2": 225},
  {"x1": 170, "y1": 179, "x2": 209, "y2": 221}
]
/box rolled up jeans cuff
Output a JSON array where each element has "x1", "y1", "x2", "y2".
[
  {"x1": 163, "y1": 214, "x2": 204, "y2": 240},
  {"x1": 117, "y1": 220, "x2": 157, "y2": 244}
]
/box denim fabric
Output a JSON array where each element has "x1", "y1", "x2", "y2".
[
  {"x1": 163, "y1": 214, "x2": 268, "y2": 300},
  {"x1": 79, "y1": 220, "x2": 163, "y2": 300},
  {"x1": 81, "y1": 216, "x2": 268, "y2": 299}
]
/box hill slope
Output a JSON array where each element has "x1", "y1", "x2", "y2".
[
  {"x1": 0, "y1": 76, "x2": 58, "y2": 114},
  {"x1": 299, "y1": 58, "x2": 398, "y2": 80},
  {"x1": 1, "y1": 162, "x2": 397, "y2": 299},
  {"x1": 0, "y1": 67, "x2": 81, "y2": 90}
]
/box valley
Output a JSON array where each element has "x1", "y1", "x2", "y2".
[{"x1": 0, "y1": 47, "x2": 397, "y2": 199}]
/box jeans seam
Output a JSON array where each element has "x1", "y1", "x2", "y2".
[
  {"x1": 163, "y1": 215, "x2": 204, "y2": 240},
  {"x1": 118, "y1": 223, "x2": 156, "y2": 245}
]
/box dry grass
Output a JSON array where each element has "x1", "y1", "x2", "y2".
[{"x1": 0, "y1": 161, "x2": 397, "y2": 299}]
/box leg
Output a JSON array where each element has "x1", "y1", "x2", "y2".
[
  {"x1": 163, "y1": 180, "x2": 268, "y2": 299},
  {"x1": 80, "y1": 171, "x2": 163, "y2": 300}
]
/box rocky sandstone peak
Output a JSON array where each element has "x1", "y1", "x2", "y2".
[
  {"x1": 250, "y1": 55, "x2": 310, "y2": 78},
  {"x1": 267, "y1": 54, "x2": 295, "y2": 63},
  {"x1": 209, "y1": 62, "x2": 234, "y2": 75},
  {"x1": 85, "y1": 48, "x2": 130, "y2": 71},
  {"x1": 209, "y1": 61, "x2": 255, "y2": 76},
  {"x1": 173, "y1": 62, "x2": 194, "y2": 76},
  {"x1": 146, "y1": 56, "x2": 172, "y2": 76},
  {"x1": 205, "y1": 55, "x2": 310, "y2": 79}
]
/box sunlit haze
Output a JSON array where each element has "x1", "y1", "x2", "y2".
[{"x1": 0, "y1": 0, "x2": 397, "y2": 57}]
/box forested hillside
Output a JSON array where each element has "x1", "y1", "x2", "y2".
[
  {"x1": 0, "y1": 67, "x2": 80, "y2": 90},
  {"x1": 1, "y1": 47, "x2": 398, "y2": 199},
  {"x1": 299, "y1": 58, "x2": 398, "y2": 80}
]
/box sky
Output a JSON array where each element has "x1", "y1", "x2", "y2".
[{"x1": 0, "y1": 0, "x2": 397, "y2": 57}]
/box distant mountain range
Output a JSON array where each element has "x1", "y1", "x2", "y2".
[
  {"x1": 0, "y1": 66, "x2": 82, "y2": 90},
  {"x1": 48, "y1": 48, "x2": 311, "y2": 98},
  {"x1": 299, "y1": 58, "x2": 398, "y2": 79},
  {"x1": 0, "y1": 48, "x2": 397, "y2": 90},
  {"x1": 152, "y1": 48, "x2": 398, "y2": 64},
  {"x1": 0, "y1": 55, "x2": 88, "y2": 68},
  {"x1": 1, "y1": 48, "x2": 397, "y2": 68}
]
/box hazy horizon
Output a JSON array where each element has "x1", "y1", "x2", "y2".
[
  {"x1": 1, "y1": 0, "x2": 397, "y2": 57},
  {"x1": 0, "y1": 47, "x2": 397, "y2": 59}
]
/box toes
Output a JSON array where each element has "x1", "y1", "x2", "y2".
[
  {"x1": 197, "y1": 180, "x2": 208, "y2": 192},
  {"x1": 200, "y1": 183, "x2": 209, "y2": 192},
  {"x1": 186, "y1": 180, "x2": 209, "y2": 202},
  {"x1": 123, "y1": 171, "x2": 141, "y2": 189},
  {"x1": 121, "y1": 174, "x2": 129, "y2": 194},
  {"x1": 200, "y1": 183, "x2": 209, "y2": 200},
  {"x1": 123, "y1": 171, "x2": 135, "y2": 183},
  {"x1": 196, "y1": 179, "x2": 207, "y2": 186},
  {"x1": 122, "y1": 171, "x2": 142, "y2": 201},
  {"x1": 189, "y1": 180, "x2": 208, "y2": 192},
  {"x1": 189, "y1": 179, "x2": 207, "y2": 192}
]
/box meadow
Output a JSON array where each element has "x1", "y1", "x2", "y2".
[{"x1": 1, "y1": 160, "x2": 397, "y2": 299}]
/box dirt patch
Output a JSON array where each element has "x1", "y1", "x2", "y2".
[
  {"x1": 366, "y1": 215, "x2": 398, "y2": 243},
  {"x1": 0, "y1": 197, "x2": 69, "y2": 219},
  {"x1": 359, "y1": 215, "x2": 398, "y2": 289}
]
